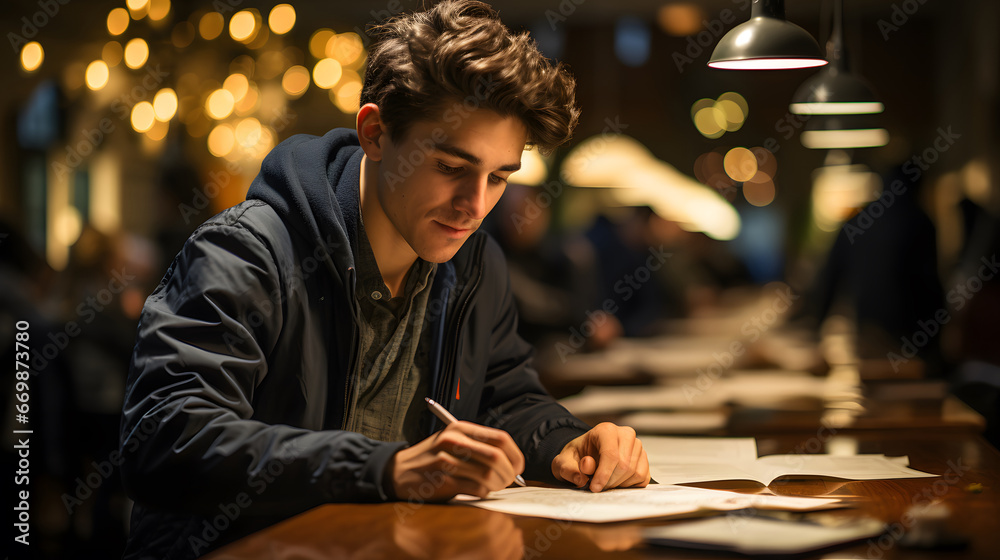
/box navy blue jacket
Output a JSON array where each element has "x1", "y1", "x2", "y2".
[{"x1": 119, "y1": 129, "x2": 590, "y2": 559}]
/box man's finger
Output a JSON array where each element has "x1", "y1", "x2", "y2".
[{"x1": 451, "y1": 422, "x2": 526, "y2": 474}]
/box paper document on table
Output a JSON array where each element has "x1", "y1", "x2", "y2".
[
  {"x1": 644, "y1": 515, "x2": 885, "y2": 555},
  {"x1": 452, "y1": 485, "x2": 842, "y2": 523},
  {"x1": 640, "y1": 437, "x2": 938, "y2": 486}
]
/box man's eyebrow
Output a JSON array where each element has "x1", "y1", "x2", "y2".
[{"x1": 435, "y1": 143, "x2": 521, "y2": 172}]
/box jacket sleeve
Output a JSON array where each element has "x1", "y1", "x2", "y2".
[
  {"x1": 476, "y1": 238, "x2": 591, "y2": 482},
  {"x1": 120, "y1": 215, "x2": 404, "y2": 516}
]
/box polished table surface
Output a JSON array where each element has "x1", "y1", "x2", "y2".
[{"x1": 205, "y1": 432, "x2": 1000, "y2": 559}]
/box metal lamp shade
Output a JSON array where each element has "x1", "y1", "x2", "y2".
[{"x1": 708, "y1": 0, "x2": 826, "y2": 70}]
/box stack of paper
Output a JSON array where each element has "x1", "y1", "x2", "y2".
[
  {"x1": 642, "y1": 436, "x2": 938, "y2": 486},
  {"x1": 452, "y1": 485, "x2": 843, "y2": 523},
  {"x1": 643, "y1": 515, "x2": 885, "y2": 554}
]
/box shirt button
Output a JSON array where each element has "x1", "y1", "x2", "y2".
[{"x1": 371, "y1": 291, "x2": 382, "y2": 300}]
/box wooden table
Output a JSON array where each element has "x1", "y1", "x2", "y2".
[{"x1": 205, "y1": 433, "x2": 1000, "y2": 559}]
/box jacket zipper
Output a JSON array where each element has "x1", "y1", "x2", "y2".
[
  {"x1": 434, "y1": 238, "x2": 485, "y2": 409},
  {"x1": 341, "y1": 267, "x2": 361, "y2": 429}
]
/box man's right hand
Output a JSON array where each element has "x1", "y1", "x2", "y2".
[{"x1": 389, "y1": 421, "x2": 525, "y2": 500}]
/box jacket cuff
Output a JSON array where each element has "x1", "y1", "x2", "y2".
[
  {"x1": 526, "y1": 422, "x2": 590, "y2": 483},
  {"x1": 358, "y1": 441, "x2": 409, "y2": 501}
]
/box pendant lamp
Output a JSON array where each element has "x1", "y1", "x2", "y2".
[
  {"x1": 708, "y1": 0, "x2": 827, "y2": 70},
  {"x1": 789, "y1": 0, "x2": 884, "y2": 115}
]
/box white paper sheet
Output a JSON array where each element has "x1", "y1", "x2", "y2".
[
  {"x1": 640, "y1": 437, "x2": 939, "y2": 486},
  {"x1": 644, "y1": 514, "x2": 885, "y2": 554},
  {"x1": 451, "y1": 485, "x2": 842, "y2": 523}
]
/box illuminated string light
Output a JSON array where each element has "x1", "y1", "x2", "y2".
[
  {"x1": 124, "y1": 38, "x2": 149, "y2": 69},
  {"x1": 153, "y1": 89, "x2": 178, "y2": 121},
  {"x1": 20, "y1": 42, "x2": 43, "y2": 72},
  {"x1": 313, "y1": 58, "x2": 343, "y2": 89},
  {"x1": 206, "y1": 89, "x2": 236, "y2": 119},
  {"x1": 269, "y1": 4, "x2": 296, "y2": 35},
  {"x1": 107, "y1": 8, "x2": 130, "y2": 35},
  {"x1": 86, "y1": 60, "x2": 110, "y2": 90},
  {"x1": 131, "y1": 101, "x2": 156, "y2": 133}
]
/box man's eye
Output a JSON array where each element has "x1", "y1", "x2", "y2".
[
  {"x1": 489, "y1": 174, "x2": 508, "y2": 185},
  {"x1": 438, "y1": 162, "x2": 461, "y2": 174}
]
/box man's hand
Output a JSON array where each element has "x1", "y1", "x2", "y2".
[
  {"x1": 551, "y1": 422, "x2": 649, "y2": 492},
  {"x1": 390, "y1": 421, "x2": 525, "y2": 501}
]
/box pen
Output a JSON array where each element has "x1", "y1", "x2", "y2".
[{"x1": 425, "y1": 397, "x2": 527, "y2": 487}]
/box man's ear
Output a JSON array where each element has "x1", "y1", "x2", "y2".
[{"x1": 357, "y1": 103, "x2": 386, "y2": 162}]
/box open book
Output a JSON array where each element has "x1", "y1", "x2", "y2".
[{"x1": 644, "y1": 437, "x2": 938, "y2": 486}]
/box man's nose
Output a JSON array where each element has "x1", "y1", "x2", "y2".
[{"x1": 453, "y1": 176, "x2": 490, "y2": 221}]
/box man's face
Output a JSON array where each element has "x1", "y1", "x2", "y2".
[{"x1": 374, "y1": 108, "x2": 526, "y2": 263}]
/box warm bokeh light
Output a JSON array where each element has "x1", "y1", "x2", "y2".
[
  {"x1": 269, "y1": 4, "x2": 296, "y2": 35},
  {"x1": 718, "y1": 91, "x2": 748, "y2": 117},
  {"x1": 332, "y1": 77, "x2": 363, "y2": 114},
  {"x1": 102, "y1": 41, "x2": 123, "y2": 67},
  {"x1": 148, "y1": 0, "x2": 170, "y2": 21},
  {"x1": 127, "y1": 0, "x2": 150, "y2": 19},
  {"x1": 131, "y1": 101, "x2": 156, "y2": 133},
  {"x1": 693, "y1": 106, "x2": 725, "y2": 139},
  {"x1": 230, "y1": 10, "x2": 259, "y2": 43},
  {"x1": 752, "y1": 147, "x2": 777, "y2": 179},
  {"x1": 107, "y1": 8, "x2": 130, "y2": 35},
  {"x1": 313, "y1": 58, "x2": 343, "y2": 89},
  {"x1": 199, "y1": 12, "x2": 224, "y2": 40},
  {"x1": 124, "y1": 38, "x2": 149, "y2": 69},
  {"x1": 282, "y1": 65, "x2": 311, "y2": 98},
  {"x1": 234, "y1": 83, "x2": 260, "y2": 115},
  {"x1": 172, "y1": 21, "x2": 196, "y2": 48},
  {"x1": 507, "y1": 149, "x2": 547, "y2": 186},
  {"x1": 309, "y1": 29, "x2": 336, "y2": 59},
  {"x1": 743, "y1": 173, "x2": 776, "y2": 206},
  {"x1": 715, "y1": 99, "x2": 744, "y2": 131},
  {"x1": 153, "y1": 89, "x2": 178, "y2": 121},
  {"x1": 724, "y1": 147, "x2": 758, "y2": 182},
  {"x1": 657, "y1": 4, "x2": 705, "y2": 36},
  {"x1": 55, "y1": 207, "x2": 83, "y2": 248},
  {"x1": 146, "y1": 118, "x2": 169, "y2": 141},
  {"x1": 20, "y1": 42, "x2": 43, "y2": 72},
  {"x1": 208, "y1": 124, "x2": 236, "y2": 157},
  {"x1": 790, "y1": 101, "x2": 885, "y2": 115},
  {"x1": 224, "y1": 73, "x2": 250, "y2": 101},
  {"x1": 327, "y1": 33, "x2": 365, "y2": 66},
  {"x1": 692, "y1": 92, "x2": 748, "y2": 138},
  {"x1": 85, "y1": 60, "x2": 110, "y2": 90},
  {"x1": 235, "y1": 118, "x2": 262, "y2": 148},
  {"x1": 206, "y1": 89, "x2": 236, "y2": 119}
]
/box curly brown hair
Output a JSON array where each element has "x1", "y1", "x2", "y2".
[{"x1": 361, "y1": 0, "x2": 580, "y2": 155}]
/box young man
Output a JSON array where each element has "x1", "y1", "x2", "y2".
[{"x1": 120, "y1": 1, "x2": 649, "y2": 558}]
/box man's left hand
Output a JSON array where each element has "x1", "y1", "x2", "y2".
[{"x1": 551, "y1": 422, "x2": 650, "y2": 492}]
